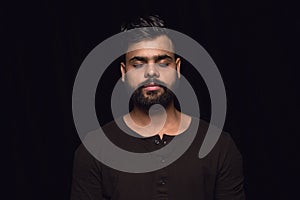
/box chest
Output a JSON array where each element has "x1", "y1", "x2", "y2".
[{"x1": 100, "y1": 152, "x2": 218, "y2": 200}]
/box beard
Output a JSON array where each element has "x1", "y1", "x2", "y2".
[{"x1": 130, "y1": 84, "x2": 175, "y2": 110}]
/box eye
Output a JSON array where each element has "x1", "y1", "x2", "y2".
[
  {"x1": 157, "y1": 63, "x2": 169, "y2": 67},
  {"x1": 132, "y1": 63, "x2": 145, "y2": 68}
]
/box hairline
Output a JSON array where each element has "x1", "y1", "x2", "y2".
[{"x1": 125, "y1": 34, "x2": 176, "y2": 61}]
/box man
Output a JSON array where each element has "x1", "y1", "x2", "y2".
[{"x1": 71, "y1": 15, "x2": 245, "y2": 200}]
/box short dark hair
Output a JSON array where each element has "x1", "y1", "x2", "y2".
[
  {"x1": 121, "y1": 14, "x2": 166, "y2": 31},
  {"x1": 120, "y1": 15, "x2": 176, "y2": 60}
]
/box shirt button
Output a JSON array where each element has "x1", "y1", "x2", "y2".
[
  {"x1": 161, "y1": 159, "x2": 165, "y2": 163},
  {"x1": 154, "y1": 139, "x2": 160, "y2": 145},
  {"x1": 163, "y1": 140, "x2": 167, "y2": 145},
  {"x1": 159, "y1": 179, "x2": 166, "y2": 185}
]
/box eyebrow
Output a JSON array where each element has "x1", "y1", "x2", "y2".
[
  {"x1": 154, "y1": 54, "x2": 174, "y2": 62},
  {"x1": 128, "y1": 56, "x2": 148, "y2": 62},
  {"x1": 128, "y1": 54, "x2": 174, "y2": 63}
]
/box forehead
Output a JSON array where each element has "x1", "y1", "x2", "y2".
[{"x1": 126, "y1": 35, "x2": 174, "y2": 60}]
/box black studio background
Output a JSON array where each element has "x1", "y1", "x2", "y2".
[{"x1": 2, "y1": 0, "x2": 299, "y2": 199}]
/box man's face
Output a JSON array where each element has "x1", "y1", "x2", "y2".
[{"x1": 120, "y1": 35, "x2": 181, "y2": 109}]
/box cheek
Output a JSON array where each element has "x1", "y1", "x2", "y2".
[
  {"x1": 162, "y1": 72, "x2": 178, "y2": 87},
  {"x1": 125, "y1": 72, "x2": 142, "y2": 89}
]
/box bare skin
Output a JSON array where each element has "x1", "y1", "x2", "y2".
[{"x1": 123, "y1": 101, "x2": 191, "y2": 139}]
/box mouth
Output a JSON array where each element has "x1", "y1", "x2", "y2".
[{"x1": 143, "y1": 83, "x2": 162, "y2": 91}]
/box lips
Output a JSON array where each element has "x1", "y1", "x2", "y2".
[{"x1": 143, "y1": 83, "x2": 161, "y2": 91}]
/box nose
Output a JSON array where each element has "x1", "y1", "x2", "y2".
[{"x1": 144, "y1": 63, "x2": 160, "y2": 78}]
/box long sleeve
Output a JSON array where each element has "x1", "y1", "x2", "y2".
[
  {"x1": 214, "y1": 134, "x2": 246, "y2": 200},
  {"x1": 70, "y1": 144, "x2": 103, "y2": 200}
]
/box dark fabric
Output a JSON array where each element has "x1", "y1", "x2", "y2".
[{"x1": 70, "y1": 118, "x2": 245, "y2": 200}]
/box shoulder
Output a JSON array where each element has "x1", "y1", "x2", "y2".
[
  {"x1": 73, "y1": 143, "x2": 102, "y2": 175},
  {"x1": 194, "y1": 118, "x2": 242, "y2": 160},
  {"x1": 101, "y1": 117, "x2": 128, "y2": 135}
]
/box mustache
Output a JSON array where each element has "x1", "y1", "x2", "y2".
[{"x1": 137, "y1": 78, "x2": 167, "y2": 88}]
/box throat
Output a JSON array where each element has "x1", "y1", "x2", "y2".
[{"x1": 123, "y1": 105, "x2": 191, "y2": 137}]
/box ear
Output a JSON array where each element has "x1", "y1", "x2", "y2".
[
  {"x1": 120, "y1": 62, "x2": 126, "y2": 82},
  {"x1": 175, "y1": 57, "x2": 181, "y2": 79}
]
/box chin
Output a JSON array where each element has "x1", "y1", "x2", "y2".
[{"x1": 143, "y1": 90, "x2": 163, "y2": 98}]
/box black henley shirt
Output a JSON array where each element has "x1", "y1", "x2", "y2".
[{"x1": 70, "y1": 118, "x2": 245, "y2": 200}]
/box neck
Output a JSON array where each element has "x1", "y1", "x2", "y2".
[{"x1": 123, "y1": 101, "x2": 191, "y2": 138}]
